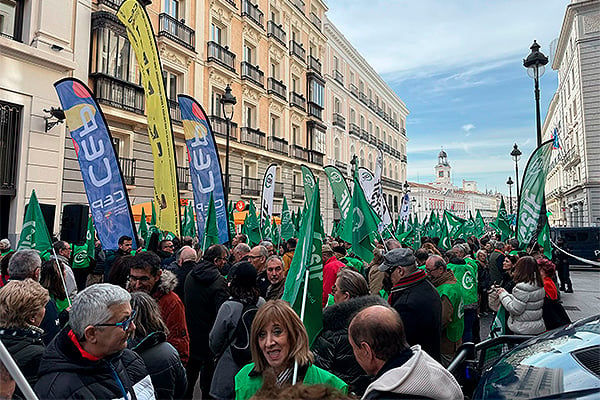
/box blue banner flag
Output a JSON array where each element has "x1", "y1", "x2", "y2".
[
  {"x1": 54, "y1": 78, "x2": 138, "y2": 251},
  {"x1": 178, "y1": 95, "x2": 229, "y2": 244}
]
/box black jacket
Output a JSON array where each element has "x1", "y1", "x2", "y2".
[
  {"x1": 130, "y1": 331, "x2": 187, "y2": 400},
  {"x1": 312, "y1": 296, "x2": 388, "y2": 395},
  {"x1": 184, "y1": 259, "x2": 229, "y2": 361},
  {"x1": 35, "y1": 328, "x2": 154, "y2": 399},
  {"x1": 390, "y1": 275, "x2": 442, "y2": 361},
  {"x1": 0, "y1": 327, "x2": 45, "y2": 399},
  {"x1": 168, "y1": 260, "x2": 195, "y2": 304}
]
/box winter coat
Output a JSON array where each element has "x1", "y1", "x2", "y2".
[
  {"x1": 167, "y1": 260, "x2": 195, "y2": 304},
  {"x1": 265, "y1": 280, "x2": 285, "y2": 301},
  {"x1": 488, "y1": 250, "x2": 505, "y2": 285},
  {"x1": 0, "y1": 326, "x2": 45, "y2": 398},
  {"x1": 282, "y1": 250, "x2": 294, "y2": 273},
  {"x1": 256, "y1": 270, "x2": 270, "y2": 298},
  {"x1": 362, "y1": 345, "x2": 463, "y2": 400},
  {"x1": 313, "y1": 295, "x2": 388, "y2": 395},
  {"x1": 322, "y1": 256, "x2": 346, "y2": 306},
  {"x1": 209, "y1": 297, "x2": 266, "y2": 400},
  {"x1": 35, "y1": 328, "x2": 155, "y2": 399},
  {"x1": 39, "y1": 298, "x2": 61, "y2": 345},
  {"x1": 234, "y1": 363, "x2": 348, "y2": 400},
  {"x1": 184, "y1": 259, "x2": 229, "y2": 362},
  {"x1": 389, "y1": 270, "x2": 442, "y2": 361},
  {"x1": 152, "y1": 270, "x2": 189, "y2": 365},
  {"x1": 130, "y1": 331, "x2": 187, "y2": 400},
  {"x1": 499, "y1": 281, "x2": 545, "y2": 335}
]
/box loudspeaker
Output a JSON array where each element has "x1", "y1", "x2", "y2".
[
  {"x1": 60, "y1": 204, "x2": 89, "y2": 245},
  {"x1": 24, "y1": 203, "x2": 56, "y2": 236}
]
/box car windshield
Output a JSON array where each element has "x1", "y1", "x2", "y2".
[{"x1": 474, "y1": 316, "x2": 600, "y2": 399}]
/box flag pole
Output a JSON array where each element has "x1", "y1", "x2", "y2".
[
  {"x1": 0, "y1": 338, "x2": 39, "y2": 400},
  {"x1": 292, "y1": 267, "x2": 310, "y2": 385}
]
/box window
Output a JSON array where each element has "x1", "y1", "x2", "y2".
[
  {"x1": 395, "y1": 165, "x2": 399, "y2": 180},
  {"x1": 93, "y1": 27, "x2": 137, "y2": 84},
  {"x1": 360, "y1": 149, "x2": 365, "y2": 167},
  {"x1": 0, "y1": 101, "x2": 22, "y2": 195},
  {"x1": 368, "y1": 153, "x2": 373, "y2": 171},
  {"x1": 334, "y1": 98, "x2": 341, "y2": 113},
  {"x1": 244, "y1": 161, "x2": 258, "y2": 178},
  {"x1": 359, "y1": 80, "x2": 364, "y2": 93},
  {"x1": 244, "y1": 104, "x2": 256, "y2": 127},
  {"x1": 270, "y1": 114, "x2": 281, "y2": 137},
  {"x1": 291, "y1": 75, "x2": 300, "y2": 92},
  {"x1": 349, "y1": 71, "x2": 354, "y2": 85},
  {"x1": 308, "y1": 78, "x2": 324, "y2": 107},
  {"x1": 350, "y1": 109, "x2": 356, "y2": 124},
  {"x1": 211, "y1": 22, "x2": 224, "y2": 45},
  {"x1": 212, "y1": 90, "x2": 223, "y2": 117},
  {"x1": 270, "y1": 8, "x2": 280, "y2": 24},
  {"x1": 112, "y1": 137, "x2": 121, "y2": 158},
  {"x1": 334, "y1": 137, "x2": 341, "y2": 160},
  {"x1": 270, "y1": 60, "x2": 280, "y2": 79},
  {"x1": 162, "y1": 71, "x2": 179, "y2": 100},
  {"x1": 368, "y1": 121, "x2": 373, "y2": 134},
  {"x1": 291, "y1": 27, "x2": 299, "y2": 42},
  {"x1": 310, "y1": 126, "x2": 326, "y2": 154},
  {"x1": 164, "y1": 0, "x2": 180, "y2": 18},
  {"x1": 243, "y1": 42, "x2": 255, "y2": 63},
  {"x1": 292, "y1": 124, "x2": 300, "y2": 145},
  {"x1": 0, "y1": 0, "x2": 24, "y2": 42},
  {"x1": 360, "y1": 115, "x2": 365, "y2": 129},
  {"x1": 368, "y1": 88, "x2": 372, "y2": 100},
  {"x1": 376, "y1": 126, "x2": 380, "y2": 139},
  {"x1": 333, "y1": 56, "x2": 339, "y2": 72},
  {"x1": 439, "y1": 171, "x2": 444, "y2": 178}
]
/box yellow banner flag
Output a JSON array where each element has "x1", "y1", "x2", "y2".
[{"x1": 117, "y1": 0, "x2": 180, "y2": 236}]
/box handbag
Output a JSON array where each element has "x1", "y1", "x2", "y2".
[
  {"x1": 488, "y1": 288, "x2": 500, "y2": 312},
  {"x1": 542, "y1": 296, "x2": 571, "y2": 330}
]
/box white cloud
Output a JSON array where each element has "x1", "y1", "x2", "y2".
[{"x1": 462, "y1": 124, "x2": 475, "y2": 136}]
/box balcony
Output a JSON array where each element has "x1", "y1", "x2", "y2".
[
  {"x1": 292, "y1": 184, "x2": 304, "y2": 200},
  {"x1": 241, "y1": 177, "x2": 261, "y2": 196},
  {"x1": 267, "y1": 21, "x2": 286, "y2": 46},
  {"x1": 333, "y1": 70, "x2": 343, "y2": 85},
  {"x1": 291, "y1": 144, "x2": 308, "y2": 161},
  {"x1": 334, "y1": 160, "x2": 348, "y2": 172},
  {"x1": 91, "y1": 73, "x2": 144, "y2": 115},
  {"x1": 349, "y1": 123, "x2": 360, "y2": 137},
  {"x1": 267, "y1": 78, "x2": 286, "y2": 100},
  {"x1": 309, "y1": 12, "x2": 322, "y2": 30},
  {"x1": 289, "y1": 40, "x2": 306, "y2": 61},
  {"x1": 240, "y1": 127, "x2": 266, "y2": 148},
  {"x1": 118, "y1": 157, "x2": 136, "y2": 186},
  {"x1": 308, "y1": 150, "x2": 324, "y2": 166},
  {"x1": 97, "y1": 0, "x2": 151, "y2": 9},
  {"x1": 241, "y1": 0, "x2": 264, "y2": 28},
  {"x1": 207, "y1": 41, "x2": 236, "y2": 72},
  {"x1": 349, "y1": 83, "x2": 359, "y2": 97},
  {"x1": 360, "y1": 128, "x2": 369, "y2": 141},
  {"x1": 268, "y1": 136, "x2": 288, "y2": 155},
  {"x1": 368, "y1": 134, "x2": 378, "y2": 146},
  {"x1": 241, "y1": 62, "x2": 264, "y2": 87},
  {"x1": 290, "y1": 0, "x2": 304, "y2": 12},
  {"x1": 401, "y1": 127, "x2": 406, "y2": 136},
  {"x1": 359, "y1": 92, "x2": 368, "y2": 104},
  {"x1": 274, "y1": 181, "x2": 284, "y2": 198},
  {"x1": 158, "y1": 13, "x2": 195, "y2": 51},
  {"x1": 332, "y1": 112, "x2": 345, "y2": 129},
  {"x1": 177, "y1": 166, "x2": 190, "y2": 191},
  {"x1": 307, "y1": 55, "x2": 321, "y2": 75},
  {"x1": 209, "y1": 115, "x2": 238, "y2": 140},
  {"x1": 167, "y1": 99, "x2": 182, "y2": 124},
  {"x1": 289, "y1": 91, "x2": 305, "y2": 110},
  {"x1": 307, "y1": 101, "x2": 322, "y2": 120}
]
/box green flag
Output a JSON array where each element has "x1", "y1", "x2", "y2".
[
  {"x1": 444, "y1": 211, "x2": 466, "y2": 239},
  {"x1": 18, "y1": 190, "x2": 53, "y2": 258},
  {"x1": 150, "y1": 201, "x2": 157, "y2": 226},
  {"x1": 301, "y1": 165, "x2": 317, "y2": 204},
  {"x1": 227, "y1": 201, "x2": 236, "y2": 243},
  {"x1": 280, "y1": 197, "x2": 295, "y2": 241},
  {"x1": 139, "y1": 207, "x2": 149, "y2": 244},
  {"x1": 72, "y1": 216, "x2": 95, "y2": 269},
  {"x1": 438, "y1": 214, "x2": 452, "y2": 251},
  {"x1": 244, "y1": 199, "x2": 262, "y2": 246},
  {"x1": 202, "y1": 193, "x2": 219, "y2": 251},
  {"x1": 270, "y1": 218, "x2": 280, "y2": 247},
  {"x1": 394, "y1": 214, "x2": 405, "y2": 237},
  {"x1": 281, "y1": 181, "x2": 323, "y2": 345},
  {"x1": 493, "y1": 197, "x2": 513, "y2": 242},
  {"x1": 340, "y1": 172, "x2": 381, "y2": 263},
  {"x1": 182, "y1": 204, "x2": 196, "y2": 237},
  {"x1": 537, "y1": 220, "x2": 552, "y2": 259},
  {"x1": 475, "y1": 210, "x2": 486, "y2": 237}
]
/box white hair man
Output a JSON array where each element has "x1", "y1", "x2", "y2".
[{"x1": 35, "y1": 284, "x2": 156, "y2": 399}]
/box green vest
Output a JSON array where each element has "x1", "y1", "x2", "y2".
[
  {"x1": 436, "y1": 282, "x2": 464, "y2": 342},
  {"x1": 447, "y1": 262, "x2": 478, "y2": 306}
]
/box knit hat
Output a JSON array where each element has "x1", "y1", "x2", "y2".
[{"x1": 229, "y1": 261, "x2": 257, "y2": 288}]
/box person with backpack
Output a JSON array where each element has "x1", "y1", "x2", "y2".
[{"x1": 209, "y1": 262, "x2": 265, "y2": 400}]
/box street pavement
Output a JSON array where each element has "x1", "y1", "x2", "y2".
[{"x1": 479, "y1": 269, "x2": 600, "y2": 339}]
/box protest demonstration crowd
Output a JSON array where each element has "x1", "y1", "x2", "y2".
[{"x1": 0, "y1": 204, "x2": 574, "y2": 400}]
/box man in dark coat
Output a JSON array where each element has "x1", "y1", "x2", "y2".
[
  {"x1": 34, "y1": 284, "x2": 155, "y2": 399},
  {"x1": 167, "y1": 246, "x2": 197, "y2": 303},
  {"x1": 184, "y1": 244, "x2": 229, "y2": 399},
  {"x1": 379, "y1": 248, "x2": 442, "y2": 361}
]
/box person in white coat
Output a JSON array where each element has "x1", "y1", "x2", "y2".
[{"x1": 497, "y1": 256, "x2": 545, "y2": 335}]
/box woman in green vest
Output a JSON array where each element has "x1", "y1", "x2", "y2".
[{"x1": 234, "y1": 300, "x2": 348, "y2": 400}]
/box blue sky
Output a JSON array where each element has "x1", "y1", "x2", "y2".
[{"x1": 327, "y1": 0, "x2": 569, "y2": 195}]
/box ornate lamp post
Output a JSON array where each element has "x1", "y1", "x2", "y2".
[
  {"x1": 523, "y1": 40, "x2": 548, "y2": 147},
  {"x1": 220, "y1": 84, "x2": 236, "y2": 206},
  {"x1": 511, "y1": 143, "x2": 522, "y2": 205},
  {"x1": 507, "y1": 177, "x2": 514, "y2": 214}
]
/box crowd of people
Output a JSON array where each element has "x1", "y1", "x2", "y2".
[{"x1": 0, "y1": 230, "x2": 573, "y2": 399}]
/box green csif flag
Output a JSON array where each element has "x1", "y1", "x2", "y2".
[
  {"x1": 340, "y1": 172, "x2": 381, "y2": 263},
  {"x1": 182, "y1": 204, "x2": 196, "y2": 238},
  {"x1": 537, "y1": 219, "x2": 552, "y2": 259},
  {"x1": 72, "y1": 216, "x2": 96, "y2": 269},
  {"x1": 202, "y1": 193, "x2": 219, "y2": 251},
  {"x1": 493, "y1": 197, "x2": 513, "y2": 242},
  {"x1": 244, "y1": 199, "x2": 262, "y2": 246},
  {"x1": 227, "y1": 201, "x2": 236, "y2": 243},
  {"x1": 18, "y1": 190, "x2": 53, "y2": 258},
  {"x1": 475, "y1": 210, "x2": 486, "y2": 237},
  {"x1": 139, "y1": 207, "x2": 149, "y2": 244},
  {"x1": 301, "y1": 165, "x2": 317, "y2": 205},
  {"x1": 150, "y1": 201, "x2": 157, "y2": 226},
  {"x1": 438, "y1": 214, "x2": 452, "y2": 251},
  {"x1": 270, "y1": 218, "x2": 280, "y2": 247},
  {"x1": 281, "y1": 181, "x2": 323, "y2": 345},
  {"x1": 280, "y1": 197, "x2": 295, "y2": 241}
]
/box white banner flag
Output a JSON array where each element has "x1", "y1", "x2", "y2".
[
  {"x1": 260, "y1": 163, "x2": 278, "y2": 228},
  {"x1": 357, "y1": 167, "x2": 393, "y2": 232}
]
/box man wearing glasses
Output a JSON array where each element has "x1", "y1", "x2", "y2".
[{"x1": 35, "y1": 284, "x2": 156, "y2": 399}]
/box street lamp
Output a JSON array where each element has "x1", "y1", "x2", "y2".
[
  {"x1": 403, "y1": 180, "x2": 410, "y2": 194},
  {"x1": 507, "y1": 177, "x2": 514, "y2": 214},
  {"x1": 523, "y1": 40, "x2": 548, "y2": 146},
  {"x1": 220, "y1": 84, "x2": 236, "y2": 206},
  {"x1": 511, "y1": 143, "x2": 522, "y2": 205}
]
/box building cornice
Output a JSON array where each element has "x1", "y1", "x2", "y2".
[{"x1": 552, "y1": 0, "x2": 598, "y2": 69}]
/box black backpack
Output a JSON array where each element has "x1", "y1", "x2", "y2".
[{"x1": 230, "y1": 300, "x2": 259, "y2": 366}]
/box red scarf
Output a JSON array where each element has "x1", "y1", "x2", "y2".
[{"x1": 68, "y1": 329, "x2": 101, "y2": 361}]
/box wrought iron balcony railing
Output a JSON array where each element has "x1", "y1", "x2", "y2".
[
  {"x1": 268, "y1": 136, "x2": 289, "y2": 155},
  {"x1": 91, "y1": 73, "x2": 144, "y2": 115},
  {"x1": 241, "y1": 0, "x2": 264, "y2": 28},
  {"x1": 118, "y1": 157, "x2": 136, "y2": 186},
  {"x1": 332, "y1": 112, "x2": 345, "y2": 129},
  {"x1": 290, "y1": 0, "x2": 304, "y2": 12},
  {"x1": 307, "y1": 101, "x2": 322, "y2": 120},
  {"x1": 309, "y1": 12, "x2": 321, "y2": 30},
  {"x1": 241, "y1": 176, "x2": 260, "y2": 196},
  {"x1": 167, "y1": 98, "x2": 182, "y2": 124},
  {"x1": 308, "y1": 150, "x2": 324, "y2": 166},
  {"x1": 267, "y1": 78, "x2": 286, "y2": 100},
  {"x1": 209, "y1": 115, "x2": 238, "y2": 140},
  {"x1": 289, "y1": 40, "x2": 306, "y2": 61},
  {"x1": 307, "y1": 55, "x2": 321, "y2": 74},
  {"x1": 289, "y1": 91, "x2": 305, "y2": 110},
  {"x1": 177, "y1": 166, "x2": 190, "y2": 190},
  {"x1": 207, "y1": 41, "x2": 236, "y2": 71},
  {"x1": 240, "y1": 127, "x2": 266, "y2": 148},
  {"x1": 349, "y1": 123, "x2": 360, "y2": 137},
  {"x1": 158, "y1": 13, "x2": 195, "y2": 51},
  {"x1": 267, "y1": 21, "x2": 286, "y2": 46},
  {"x1": 291, "y1": 144, "x2": 308, "y2": 161},
  {"x1": 241, "y1": 61, "x2": 264, "y2": 87}
]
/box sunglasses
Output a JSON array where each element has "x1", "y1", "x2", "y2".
[{"x1": 95, "y1": 310, "x2": 137, "y2": 332}]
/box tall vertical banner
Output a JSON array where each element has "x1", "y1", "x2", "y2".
[
  {"x1": 54, "y1": 78, "x2": 138, "y2": 251},
  {"x1": 516, "y1": 140, "x2": 553, "y2": 246},
  {"x1": 260, "y1": 164, "x2": 278, "y2": 228},
  {"x1": 178, "y1": 95, "x2": 229, "y2": 244},
  {"x1": 301, "y1": 165, "x2": 316, "y2": 202},
  {"x1": 118, "y1": 0, "x2": 181, "y2": 237},
  {"x1": 357, "y1": 167, "x2": 393, "y2": 231},
  {"x1": 324, "y1": 165, "x2": 352, "y2": 222},
  {"x1": 399, "y1": 193, "x2": 410, "y2": 223}
]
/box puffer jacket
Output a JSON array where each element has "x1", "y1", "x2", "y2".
[
  {"x1": 0, "y1": 326, "x2": 45, "y2": 399},
  {"x1": 312, "y1": 295, "x2": 388, "y2": 396},
  {"x1": 499, "y1": 281, "x2": 545, "y2": 335},
  {"x1": 130, "y1": 331, "x2": 187, "y2": 400},
  {"x1": 35, "y1": 328, "x2": 155, "y2": 399}
]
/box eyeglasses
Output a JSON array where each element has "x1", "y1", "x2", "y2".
[
  {"x1": 95, "y1": 310, "x2": 137, "y2": 331},
  {"x1": 128, "y1": 275, "x2": 151, "y2": 282}
]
